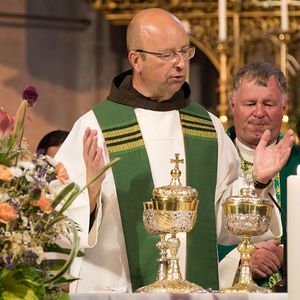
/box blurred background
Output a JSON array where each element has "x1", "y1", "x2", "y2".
[{"x1": 0, "y1": 0, "x2": 300, "y2": 151}]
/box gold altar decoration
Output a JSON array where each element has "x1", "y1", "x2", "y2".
[
  {"x1": 85, "y1": 0, "x2": 300, "y2": 126},
  {"x1": 220, "y1": 187, "x2": 274, "y2": 293},
  {"x1": 136, "y1": 153, "x2": 205, "y2": 293}
]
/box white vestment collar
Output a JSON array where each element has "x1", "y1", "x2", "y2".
[{"x1": 234, "y1": 138, "x2": 254, "y2": 164}]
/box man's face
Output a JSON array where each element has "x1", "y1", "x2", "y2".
[
  {"x1": 132, "y1": 22, "x2": 190, "y2": 100},
  {"x1": 46, "y1": 145, "x2": 61, "y2": 158},
  {"x1": 230, "y1": 76, "x2": 287, "y2": 149}
]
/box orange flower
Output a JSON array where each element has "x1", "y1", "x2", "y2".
[
  {"x1": 32, "y1": 191, "x2": 52, "y2": 214},
  {"x1": 0, "y1": 165, "x2": 13, "y2": 181},
  {"x1": 0, "y1": 203, "x2": 18, "y2": 224},
  {"x1": 55, "y1": 162, "x2": 69, "y2": 183}
]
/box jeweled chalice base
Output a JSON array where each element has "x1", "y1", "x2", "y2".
[
  {"x1": 220, "y1": 282, "x2": 271, "y2": 293},
  {"x1": 136, "y1": 279, "x2": 206, "y2": 293}
]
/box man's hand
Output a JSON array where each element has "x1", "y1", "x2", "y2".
[
  {"x1": 83, "y1": 127, "x2": 105, "y2": 213},
  {"x1": 250, "y1": 240, "x2": 283, "y2": 278},
  {"x1": 253, "y1": 129, "x2": 294, "y2": 184}
]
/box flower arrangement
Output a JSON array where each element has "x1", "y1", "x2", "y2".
[{"x1": 0, "y1": 87, "x2": 118, "y2": 299}]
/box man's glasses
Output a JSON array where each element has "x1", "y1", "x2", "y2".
[{"x1": 135, "y1": 46, "x2": 195, "y2": 62}]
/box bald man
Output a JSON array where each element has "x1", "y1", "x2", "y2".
[{"x1": 56, "y1": 9, "x2": 293, "y2": 293}]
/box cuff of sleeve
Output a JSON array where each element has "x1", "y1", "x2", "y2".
[{"x1": 254, "y1": 179, "x2": 272, "y2": 189}]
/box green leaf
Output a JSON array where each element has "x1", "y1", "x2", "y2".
[
  {"x1": 57, "y1": 185, "x2": 81, "y2": 215},
  {"x1": 51, "y1": 182, "x2": 77, "y2": 210},
  {"x1": 56, "y1": 292, "x2": 70, "y2": 300},
  {"x1": 12, "y1": 100, "x2": 28, "y2": 141},
  {"x1": 44, "y1": 220, "x2": 79, "y2": 285},
  {"x1": 44, "y1": 215, "x2": 68, "y2": 231},
  {"x1": 0, "y1": 266, "x2": 45, "y2": 300},
  {"x1": 44, "y1": 243, "x2": 84, "y2": 257},
  {"x1": 42, "y1": 259, "x2": 66, "y2": 271}
]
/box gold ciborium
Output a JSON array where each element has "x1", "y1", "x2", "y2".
[
  {"x1": 220, "y1": 187, "x2": 274, "y2": 293},
  {"x1": 136, "y1": 154, "x2": 205, "y2": 293}
]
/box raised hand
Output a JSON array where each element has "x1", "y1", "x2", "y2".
[
  {"x1": 253, "y1": 129, "x2": 294, "y2": 184},
  {"x1": 250, "y1": 240, "x2": 283, "y2": 278},
  {"x1": 83, "y1": 127, "x2": 106, "y2": 213}
]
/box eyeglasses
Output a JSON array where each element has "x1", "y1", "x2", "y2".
[{"x1": 135, "y1": 46, "x2": 195, "y2": 62}]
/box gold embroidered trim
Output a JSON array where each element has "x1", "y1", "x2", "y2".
[
  {"x1": 181, "y1": 113, "x2": 217, "y2": 139},
  {"x1": 103, "y1": 123, "x2": 144, "y2": 153}
]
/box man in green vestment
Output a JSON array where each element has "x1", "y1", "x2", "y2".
[
  {"x1": 56, "y1": 10, "x2": 294, "y2": 293},
  {"x1": 218, "y1": 62, "x2": 299, "y2": 290}
]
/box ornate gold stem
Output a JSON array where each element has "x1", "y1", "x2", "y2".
[
  {"x1": 238, "y1": 236, "x2": 255, "y2": 284},
  {"x1": 220, "y1": 235, "x2": 271, "y2": 293},
  {"x1": 166, "y1": 233, "x2": 182, "y2": 280},
  {"x1": 156, "y1": 234, "x2": 168, "y2": 281}
]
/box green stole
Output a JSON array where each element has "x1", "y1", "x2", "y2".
[
  {"x1": 93, "y1": 99, "x2": 219, "y2": 291},
  {"x1": 278, "y1": 139, "x2": 300, "y2": 244}
]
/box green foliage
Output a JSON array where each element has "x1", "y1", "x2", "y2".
[{"x1": 0, "y1": 266, "x2": 45, "y2": 300}]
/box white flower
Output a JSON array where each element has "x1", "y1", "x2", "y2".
[
  {"x1": 45, "y1": 155, "x2": 56, "y2": 166},
  {"x1": 9, "y1": 166, "x2": 23, "y2": 177},
  {"x1": 21, "y1": 216, "x2": 28, "y2": 227},
  {"x1": 11, "y1": 243, "x2": 22, "y2": 256},
  {"x1": 0, "y1": 192, "x2": 10, "y2": 202},
  {"x1": 11, "y1": 232, "x2": 23, "y2": 243},
  {"x1": 18, "y1": 160, "x2": 35, "y2": 171},
  {"x1": 34, "y1": 245, "x2": 45, "y2": 264},
  {"x1": 23, "y1": 231, "x2": 31, "y2": 245},
  {"x1": 4, "y1": 231, "x2": 11, "y2": 237},
  {"x1": 25, "y1": 173, "x2": 35, "y2": 183},
  {"x1": 49, "y1": 179, "x2": 68, "y2": 195}
]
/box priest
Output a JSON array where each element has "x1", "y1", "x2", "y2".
[
  {"x1": 55, "y1": 9, "x2": 293, "y2": 293},
  {"x1": 219, "y1": 61, "x2": 298, "y2": 290}
]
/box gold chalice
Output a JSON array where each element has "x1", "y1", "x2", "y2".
[
  {"x1": 136, "y1": 154, "x2": 205, "y2": 293},
  {"x1": 220, "y1": 187, "x2": 274, "y2": 293}
]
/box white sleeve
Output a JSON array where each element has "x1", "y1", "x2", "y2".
[
  {"x1": 208, "y1": 113, "x2": 242, "y2": 245},
  {"x1": 218, "y1": 247, "x2": 240, "y2": 288},
  {"x1": 54, "y1": 110, "x2": 107, "y2": 248}
]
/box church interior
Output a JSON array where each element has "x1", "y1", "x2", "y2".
[
  {"x1": 1, "y1": 1, "x2": 300, "y2": 299},
  {"x1": 0, "y1": 0, "x2": 300, "y2": 151}
]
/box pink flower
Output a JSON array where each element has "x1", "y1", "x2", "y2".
[
  {"x1": 0, "y1": 108, "x2": 14, "y2": 139},
  {"x1": 0, "y1": 203, "x2": 18, "y2": 224},
  {"x1": 22, "y1": 86, "x2": 38, "y2": 107},
  {"x1": 32, "y1": 190, "x2": 52, "y2": 214}
]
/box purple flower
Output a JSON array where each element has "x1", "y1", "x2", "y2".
[
  {"x1": 22, "y1": 85, "x2": 38, "y2": 106},
  {"x1": 5, "y1": 255, "x2": 15, "y2": 270},
  {"x1": 24, "y1": 250, "x2": 38, "y2": 265}
]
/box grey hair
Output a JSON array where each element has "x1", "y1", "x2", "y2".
[{"x1": 233, "y1": 62, "x2": 287, "y2": 95}]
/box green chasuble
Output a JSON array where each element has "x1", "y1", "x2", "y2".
[{"x1": 93, "y1": 100, "x2": 219, "y2": 291}]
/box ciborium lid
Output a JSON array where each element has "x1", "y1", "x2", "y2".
[
  {"x1": 224, "y1": 187, "x2": 273, "y2": 206},
  {"x1": 152, "y1": 153, "x2": 198, "y2": 211}
]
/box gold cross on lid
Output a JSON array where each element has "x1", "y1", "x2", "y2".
[{"x1": 170, "y1": 153, "x2": 184, "y2": 171}]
